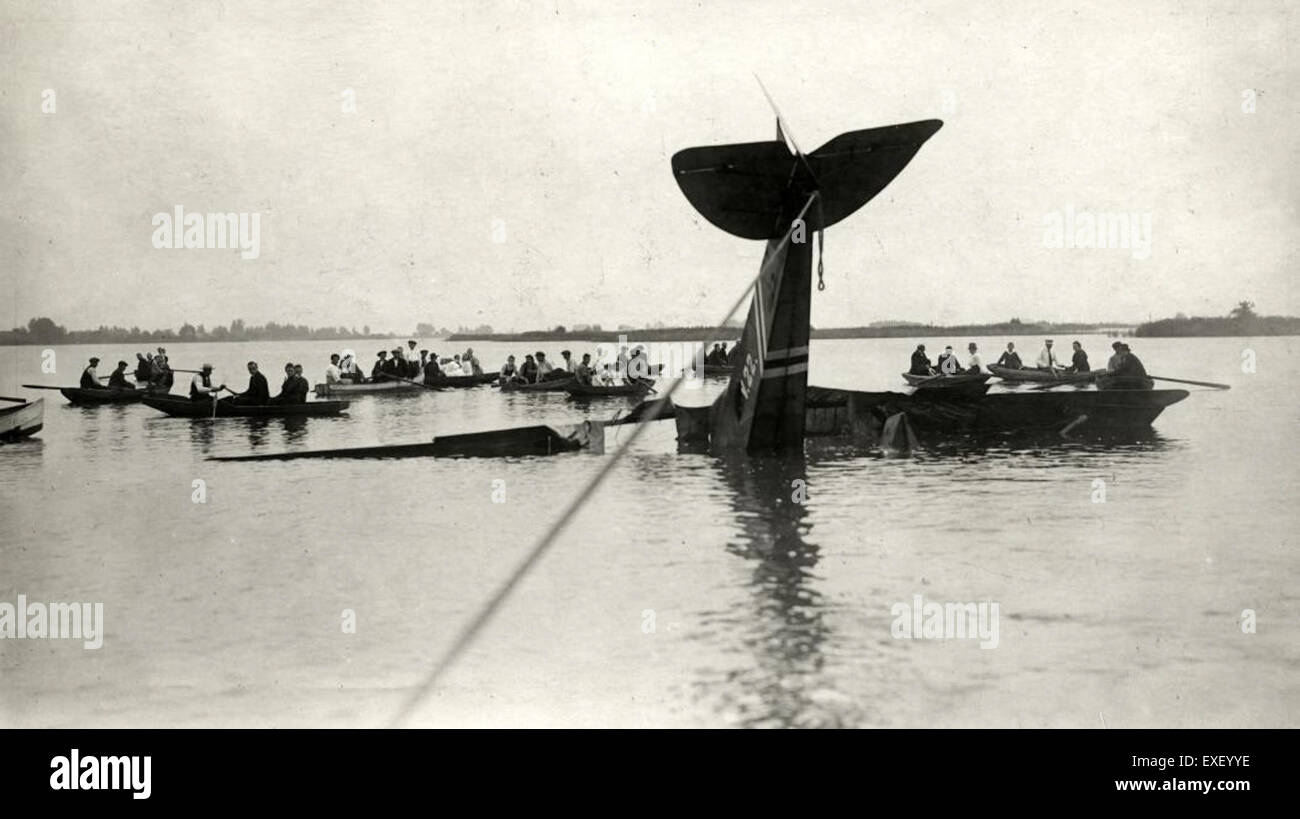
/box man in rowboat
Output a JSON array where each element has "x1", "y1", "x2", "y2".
[
  {"x1": 908, "y1": 345, "x2": 935, "y2": 376},
  {"x1": 404, "y1": 340, "x2": 421, "y2": 377},
  {"x1": 574, "y1": 353, "x2": 595, "y2": 386},
  {"x1": 964, "y1": 343, "x2": 984, "y2": 374},
  {"x1": 224, "y1": 361, "x2": 270, "y2": 405},
  {"x1": 380, "y1": 349, "x2": 404, "y2": 379},
  {"x1": 151, "y1": 348, "x2": 174, "y2": 391},
  {"x1": 1068, "y1": 341, "x2": 1090, "y2": 373},
  {"x1": 324, "y1": 354, "x2": 343, "y2": 385},
  {"x1": 995, "y1": 342, "x2": 1022, "y2": 369},
  {"x1": 935, "y1": 345, "x2": 960, "y2": 375},
  {"x1": 498, "y1": 355, "x2": 520, "y2": 383},
  {"x1": 107, "y1": 360, "x2": 134, "y2": 389},
  {"x1": 371, "y1": 350, "x2": 389, "y2": 380},
  {"x1": 1106, "y1": 341, "x2": 1125, "y2": 371},
  {"x1": 134, "y1": 353, "x2": 153, "y2": 382},
  {"x1": 189, "y1": 364, "x2": 225, "y2": 401},
  {"x1": 79, "y1": 358, "x2": 109, "y2": 390},
  {"x1": 1035, "y1": 339, "x2": 1065, "y2": 371},
  {"x1": 519, "y1": 354, "x2": 539, "y2": 383},
  {"x1": 423, "y1": 351, "x2": 444, "y2": 383}
]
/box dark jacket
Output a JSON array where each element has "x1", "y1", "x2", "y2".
[
  {"x1": 423, "y1": 359, "x2": 444, "y2": 384},
  {"x1": 908, "y1": 350, "x2": 933, "y2": 376},
  {"x1": 108, "y1": 369, "x2": 132, "y2": 389},
  {"x1": 80, "y1": 368, "x2": 103, "y2": 389},
  {"x1": 1114, "y1": 352, "x2": 1147, "y2": 378},
  {"x1": 240, "y1": 371, "x2": 270, "y2": 403},
  {"x1": 1071, "y1": 349, "x2": 1090, "y2": 372},
  {"x1": 996, "y1": 351, "x2": 1023, "y2": 369}
]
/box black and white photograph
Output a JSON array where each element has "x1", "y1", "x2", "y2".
[{"x1": 0, "y1": 0, "x2": 1295, "y2": 767}]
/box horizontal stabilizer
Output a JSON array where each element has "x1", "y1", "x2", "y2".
[{"x1": 671, "y1": 119, "x2": 942, "y2": 239}]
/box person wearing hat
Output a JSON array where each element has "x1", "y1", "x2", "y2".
[
  {"x1": 423, "y1": 351, "x2": 444, "y2": 384},
  {"x1": 371, "y1": 350, "x2": 389, "y2": 380},
  {"x1": 383, "y1": 348, "x2": 404, "y2": 379},
  {"x1": 80, "y1": 357, "x2": 107, "y2": 390},
  {"x1": 1035, "y1": 339, "x2": 1063, "y2": 371},
  {"x1": 107, "y1": 360, "x2": 134, "y2": 389},
  {"x1": 404, "y1": 340, "x2": 421, "y2": 377},
  {"x1": 189, "y1": 363, "x2": 224, "y2": 401}
]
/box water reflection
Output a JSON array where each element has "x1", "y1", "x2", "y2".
[{"x1": 700, "y1": 453, "x2": 858, "y2": 728}]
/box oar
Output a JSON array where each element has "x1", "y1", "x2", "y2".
[
  {"x1": 21, "y1": 384, "x2": 67, "y2": 391},
  {"x1": 1148, "y1": 375, "x2": 1231, "y2": 390},
  {"x1": 0, "y1": 395, "x2": 29, "y2": 403}
]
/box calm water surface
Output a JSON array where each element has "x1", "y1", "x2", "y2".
[{"x1": 1, "y1": 335, "x2": 1297, "y2": 727}]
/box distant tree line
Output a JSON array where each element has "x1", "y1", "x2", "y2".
[
  {"x1": 812, "y1": 317, "x2": 1128, "y2": 339},
  {"x1": 1135, "y1": 302, "x2": 1300, "y2": 337},
  {"x1": 0, "y1": 317, "x2": 414, "y2": 345},
  {"x1": 449, "y1": 325, "x2": 744, "y2": 343}
]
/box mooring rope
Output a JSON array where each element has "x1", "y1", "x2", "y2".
[{"x1": 388, "y1": 191, "x2": 822, "y2": 727}]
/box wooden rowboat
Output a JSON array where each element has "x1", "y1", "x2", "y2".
[
  {"x1": 987, "y1": 365, "x2": 1074, "y2": 383},
  {"x1": 1095, "y1": 374, "x2": 1155, "y2": 390},
  {"x1": 141, "y1": 395, "x2": 350, "y2": 418},
  {"x1": 0, "y1": 398, "x2": 43, "y2": 441},
  {"x1": 314, "y1": 374, "x2": 496, "y2": 397},
  {"x1": 901, "y1": 371, "x2": 991, "y2": 392},
  {"x1": 58, "y1": 386, "x2": 148, "y2": 405},
  {"x1": 564, "y1": 380, "x2": 654, "y2": 397},
  {"x1": 498, "y1": 376, "x2": 574, "y2": 392}
]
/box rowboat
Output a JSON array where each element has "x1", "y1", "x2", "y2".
[
  {"x1": 314, "y1": 374, "x2": 496, "y2": 397},
  {"x1": 141, "y1": 395, "x2": 350, "y2": 418},
  {"x1": 692, "y1": 364, "x2": 733, "y2": 377},
  {"x1": 208, "y1": 421, "x2": 605, "y2": 461},
  {"x1": 797, "y1": 385, "x2": 1188, "y2": 437},
  {"x1": 58, "y1": 387, "x2": 148, "y2": 405},
  {"x1": 498, "y1": 376, "x2": 574, "y2": 392},
  {"x1": 1096, "y1": 374, "x2": 1155, "y2": 390},
  {"x1": 564, "y1": 380, "x2": 654, "y2": 397},
  {"x1": 987, "y1": 365, "x2": 1075, "y2": 384},
  {"x1": 901, "y1": 372, "x2": 991, "y2": 389},
  {"x1": 0, "y1": 398, "x2": 43, "y2": 441}
]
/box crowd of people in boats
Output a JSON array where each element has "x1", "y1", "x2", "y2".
[
  {"x1": 321, "y1": 340, "x2": 738, "y2": 388},
  {"x1": 908, "y1": 339, "x2": 1149, "y2": 380},
  {"x1": 74, "y1": 339, "x2": 747, "y2": 401}
]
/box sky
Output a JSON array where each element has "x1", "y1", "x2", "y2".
[{"x1": 1, "y1": 0, "x2": 1296, "y2": 333}]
